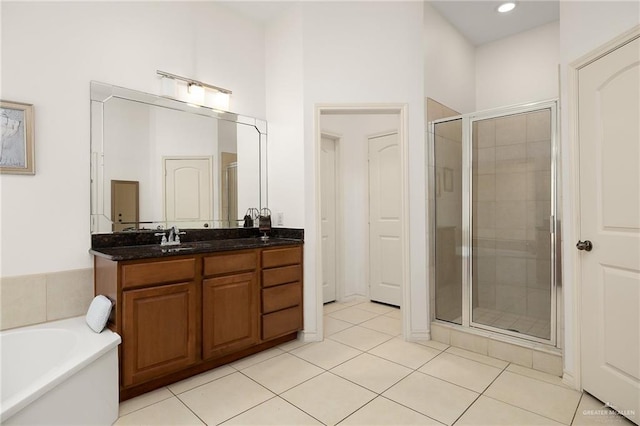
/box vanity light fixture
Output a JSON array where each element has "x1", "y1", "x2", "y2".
[
  {"x1": 497, "y1": 2, "x2": 516, "y2": 13},
  {"x1": 156, "y1": 70, "x2": 232, "y2": 111},
  {"x1": 187, "y1": 83, "x2": 205, "y2": 104}
]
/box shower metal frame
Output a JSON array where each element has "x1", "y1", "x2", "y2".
[{"x1": 429, "y1": 100, "x2": 559, "y2": 346}]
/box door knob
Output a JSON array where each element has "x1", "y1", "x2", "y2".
[{"x1": 576, "y1": 240, "x2": 593, "y2": 251}]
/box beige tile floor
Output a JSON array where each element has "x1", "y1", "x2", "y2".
[{"x1": 116, "y1": 299, "x2": 635, "y2": 426}]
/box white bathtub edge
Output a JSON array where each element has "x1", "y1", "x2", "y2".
[{"x1": 1, "y1": 316, "x2": 121, "y2": 423}]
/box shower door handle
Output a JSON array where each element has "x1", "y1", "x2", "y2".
[{"x1": 576, "y1": 240, "x2": 593, "y2": 251}]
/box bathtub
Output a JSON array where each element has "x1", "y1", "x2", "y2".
[{"x1": 1, "y1": 316, "x2": 121, "y2": 425}]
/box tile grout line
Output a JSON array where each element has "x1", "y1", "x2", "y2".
[
  {"x1": 326, "y1": 327, "x2": 396, "y2": 352},
  {"x1": 117, "y1": 387, "x2": 174, "y2": 418},
  {"x1": 480, "y1": 393, "x2": 576, "y2": 425},
  {"x1": 569, "y1": 392, "x2": 585, "y2": 426},
  {"x1": 474, "y1": 363, "x2": 581, "y2": 425},
  {"x1": 287, "y1": 342, "x2": 363, "y2": 371},
  {"x1": 236, "y1": 358, "x2": 324, "y2": 397},
  {"x1": 450, "y1": 360, "x2": 511, "y2": 425},
  {"x1": 173, "y1": 392, "x2": 209, "y2": 425},
  {"x1": 276, "y1": 395, "x2": 328, "y2": 426},
  {"x1": 364, "y1": 347, "x2": 444, "y2": 372},
  {"x1": 375, "y1": 394, "x2": 447, "y2": 425},
  {"x1": 504, "y1": 365, "x2": 573, "y2": 390}
]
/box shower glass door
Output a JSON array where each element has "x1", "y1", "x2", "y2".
[
  {"x1": 470, "y1": 105, "x2": 556, "y2": 343},
  {"x1": 433, "y1": 118, "x2": 463, "y2": 324},
  {"x1": 431, "y1": 101, "x2": 557, "y2": 345}
]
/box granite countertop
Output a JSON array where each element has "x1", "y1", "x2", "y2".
[
  {"x1": 90, "y1": 237, "x2": 302, "y2": 261},
  {"x1": 90, "y1": 228, "x2": 304, "y2": 261}
]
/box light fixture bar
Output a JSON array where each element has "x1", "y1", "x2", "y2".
[{"x1": 156, "y1": 70, "x2": 232, "y2": 95}]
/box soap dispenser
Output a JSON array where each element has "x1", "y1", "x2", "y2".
[{"x1": 259, "y1": 208, "x2": 272, "y2": 241}]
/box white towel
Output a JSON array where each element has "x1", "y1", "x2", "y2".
[{"x1": 86, "y1": 295, "x2": 113, "y2": 333}]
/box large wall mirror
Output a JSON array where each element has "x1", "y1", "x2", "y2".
[{"x1": 90, "y1": 81, "x2": 267, "y2": 233}]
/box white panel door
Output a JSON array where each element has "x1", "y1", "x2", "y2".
[
  {"x1": 321, "y1": 136, "x2": 337, "y2": 304},
  {"x1": 369, "y1": 132, "x2": 402, "y2": 306},
  {"x1": 578, "y1": 36, "x2": 639, "y2": 422},
  {"x1": 164, "y1": 157, "x2": 212, "y2": 228}
]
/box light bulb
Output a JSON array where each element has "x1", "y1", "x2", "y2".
[
  {"x1": 188, "y1": 83, "x2": 205, "y2": 104},
  {"x1": 497, "y1": 2, "x2": 516, "y2": 13}
]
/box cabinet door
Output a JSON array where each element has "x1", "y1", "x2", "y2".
[
  {"x1": 203, "y1": 272, "x2": 259, "y2": 359},
  {"x1": 122, "y1": 281, "x2": 198, "y2": 387}
]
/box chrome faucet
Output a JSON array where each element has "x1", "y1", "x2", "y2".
[{"x1": 155, "y1": 226, "x2": 186, "y2": 246}]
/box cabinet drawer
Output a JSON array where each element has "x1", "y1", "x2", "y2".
[
  {"x1": 262, "y1": 282, "x2": 301, "y2": 314},
  {"x1": 262, "y1": 306, "x2": 302, "y2": 340},
  {"x1": 262, "y1": 246, "x2": 302, "y2": 269},
  {"x1": 122, "y1": 258, "x2": 195, "y2": 289},
  {"x1": 204, "y1": 251, "x2": 257, "y2": 276},
  {"x1": 262, "y1": 265, "x2": 301, "y2": 288}
]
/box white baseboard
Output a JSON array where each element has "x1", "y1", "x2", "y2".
[
  {"x1": 407, "y1": 330, "x2": 431, "y2": 342},
  {"x1": 562, "y1": 371, "x2": 579, "y2": 390},
  {"x1": 301, "y1": 330, "x2": 322, "y2": 342}
]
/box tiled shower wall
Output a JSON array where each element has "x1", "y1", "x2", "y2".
[
  {"x1": 472, "y1": 110, "x2": 552, "y2": 339},
  {"x1": 0, "y1": 268, "x2": 94, "y2": 330}
]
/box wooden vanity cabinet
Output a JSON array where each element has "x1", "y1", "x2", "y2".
[
  {"x1": 261, "y1": 246, "x2": 303, "y2": 340},
  {"x1": 122, "y1": 281, "x2": 198, "y2": 387},
  {"x1": 94, "y1": 243, "x2": 303, "y2": 401},
  {"x1": 202, "y1": 250, "x2": 259, "y2": 360},
  {"x1": 118, "y1": 257, "x2": 199, "y2": 388}
]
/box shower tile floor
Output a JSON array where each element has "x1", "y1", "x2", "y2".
[
  {"x1": 115, "y1": 298, "x2": 632, "y2": 425},
  {"x1": 450, "y1": 307, "x2": 551, "y2": 340}
]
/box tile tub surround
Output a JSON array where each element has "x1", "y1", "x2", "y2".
[
  {"x1": 114, "y1": 301, "x2": 631, "y2": 426},
  {"x1": 431, "y1": 321, "x2": 563, "y2": 377},
  {"x1": 0, "y1": 230, "x2": 304, "y2": 331},
  {"x1": 0, "y1": 268, "x2": 94, "y2": 331}
]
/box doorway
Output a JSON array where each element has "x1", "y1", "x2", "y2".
[
  {"x1": 368, "y1": 131, "x2": 402, "y2": 306},
  {"x1": 163, "y1": 156, "x2": 213, "y2": 228},
  {"x1": 111, "y1": 180, "x2": 139, "y2": 232},
  {"x1": 321, "y1": 133, "x2": 339, "y2": 304},
  {"x1": 316, "y1": 105, "x2": 409, "y2": 339}
]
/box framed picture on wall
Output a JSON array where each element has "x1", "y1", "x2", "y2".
[{"x1": 0, "y1": 100, "x2": 35, "y2": 175}]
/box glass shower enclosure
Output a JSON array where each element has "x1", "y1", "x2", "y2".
[{"x1": 431, "y1": 101, "x2": 558, "y2": 345}]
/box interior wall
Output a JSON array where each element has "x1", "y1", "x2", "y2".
[
  {"x1": 423, "y1": 3, "x2": 476, "y2": 115},
  {"x1": 0, "y1": 2, "x2": 266, "y2": 278},
  {"x1": 320, "y1": 114, "x2": 399, "y2": 298},
  {"x1": 265, "y1": 3, "x2": 305, "y2": 230},
  {"x1": 264, "y1": 1, "x2": 428, "y2": 340},
  {"x1": 476, "y1": 22, "x2": 560, "y2": 111},
  {"x1": 558, "y1": 1, "x2": 640, "y2": 387},
  {"x1": 304, "y1": 1, "x2": 427, "y2": 340}
]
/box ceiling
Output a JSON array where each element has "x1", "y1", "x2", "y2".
[
  {"x1": 430, "y1": 1, "x2": 559, "y2": 46},
  {"x1": 219, "y1": 1, "x2": 559, "y2": 46},
  {"x1": 218, "y1": 1, "x2": 294, "y2": 24}
]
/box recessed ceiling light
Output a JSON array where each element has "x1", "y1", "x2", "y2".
[{"x1": 497, "y1": 2, "x2": 516, "y2": 13}]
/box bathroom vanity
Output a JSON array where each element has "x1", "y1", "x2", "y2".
[
  {"x1": 88, "y1": 81, "x2": 296, "y2": 400},
  {"x1": 91, "y1": 231, "x2": 303, "y2": 401}
]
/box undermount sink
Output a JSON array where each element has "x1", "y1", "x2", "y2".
[
  {"x1": 159, "y1": 246, "x2": 195, "y2": 253},
  {"x1": 147, "y1": 240, "x2": 216, "y2": 252}
]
